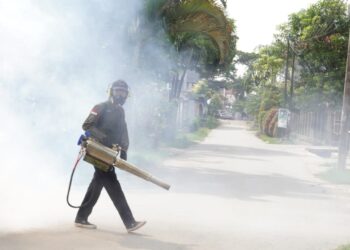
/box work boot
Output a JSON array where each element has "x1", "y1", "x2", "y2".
[
  {"x1": 75, "y1": 219, "x2": 97, "y2": 229},
  {"x1": 127, "y1": 221, "x2": 146, "y2": 233}
]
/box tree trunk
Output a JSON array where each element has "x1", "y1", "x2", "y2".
[
  {"x1": 169, "y1": 73, "x2": 179, "y2": 101},
  {"x1": 175, "y1": 49, "x2": 194, "y2": 98},
  {"x1": 176, "y1": 68, "x2": 188, "y2": 98}
]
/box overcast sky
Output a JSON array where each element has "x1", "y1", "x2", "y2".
[{"x1": 226, "y1": 0, "x2": 319, "y2": 52}]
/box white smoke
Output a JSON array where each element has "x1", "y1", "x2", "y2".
[{"x1": 0, "y1": 0, "x2": 173, "y2": 231}]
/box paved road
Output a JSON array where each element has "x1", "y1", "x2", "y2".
[{"x1": 1, "y1": 120, "x2": 350, "y2": 250}]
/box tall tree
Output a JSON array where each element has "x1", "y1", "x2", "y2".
[
  {"x1": 282, "y1": 0, "x2": 349, "y2": 108},
  {"x1": 238, "y1": 0, "x2": 349, "y2": 114},
  {"x1": 135, "y1": 0, "x2": 236, "y2": 99}
]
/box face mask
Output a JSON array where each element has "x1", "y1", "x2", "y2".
[
  {"x1": 111, "y1": 88, "x2": 128, "y2": 105},
  {"x1": 113, "y1": 95, "x2": 127, "y2": 105}
]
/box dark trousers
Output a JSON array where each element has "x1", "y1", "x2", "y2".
[{"x1": 76, "y1": 167, "x2": 135, "y2": 228}]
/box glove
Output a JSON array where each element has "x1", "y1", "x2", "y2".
[{"x1": 120, "y1": 150, "x2": 127, "y2": 161}]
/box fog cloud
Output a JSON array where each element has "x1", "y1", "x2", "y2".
[{"x1": 0, "y1": 0, "x2": 173, "y2": 231}]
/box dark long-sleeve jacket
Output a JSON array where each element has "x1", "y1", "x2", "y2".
[{"x1": 82, "y1": 101, "x2": 129, "y2": 152}]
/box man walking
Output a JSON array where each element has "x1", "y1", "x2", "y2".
[{"x1": 75, "y1": 80, "x2": 146, "y2": 233}]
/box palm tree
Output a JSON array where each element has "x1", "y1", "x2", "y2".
[
  {"x1": 163, "y1": 0, "x2": 233, "y2": 65},
  {"x1": 161, "y1": 0, "x2": 235, "y2": 98},
  {"x1": 130, "y1": 0, "x2": 236, "y2": 98}
]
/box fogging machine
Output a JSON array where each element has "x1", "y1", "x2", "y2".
[{"x1": 67, "y1": 131, "x2": 170, "y2": 208}]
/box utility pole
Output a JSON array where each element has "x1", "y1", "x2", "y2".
[
  {"x1": 337, "y1": 5, "x2": 350, "y2": 169},
  {"x1": 284, "y1": 37, "x2": 290, "y2": 108},
  {"x1": 290, "y1": 52, "x2": 296, "y2": 109}
]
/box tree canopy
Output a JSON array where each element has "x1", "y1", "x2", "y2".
[
  {"x1": 235, "y1": 0, "x2": 349, "y2": 114},
  {"x1": 140, "y1": 0, "x2": 237, "y2": 79}
]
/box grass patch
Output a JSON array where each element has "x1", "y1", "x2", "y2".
[
  {"x1": 335, "y1": 244, "x2": 350, "y2": 250},
  {"x1": 257, "y1": 133, "x2": 295, "y2": 144},
  {"x1": 257, "y1": 133, "x2": 282, "y2": 144},
  {"x1": 172, "y1": 134, "x2": 193, "y2": 148},
  {"x1": 169, "y1": 116, "x2": 218, "y2": 148},
  {"x1": 172, "y1": 128, "x2": 211, "y2": 148},
  {"x1": 257, "y1": 133, "x2": 290, "y2": 144},
  {"x1": 317, "y1": 168, "x2": 350, "y2": 185},
  {"x1": 187, "y1": 128, "x2": 210, "y2": 142}
]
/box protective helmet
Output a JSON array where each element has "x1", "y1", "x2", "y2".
[
  {"x1": 111, "y1": 80, "x2": 129, "y2": 93},
  {"x1": 109, "y1": 80, "x2": 129, "y2": 105}
]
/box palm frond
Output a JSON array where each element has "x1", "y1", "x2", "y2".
[{"x1": 162, "y1": 0, "x2": 234, "y2": 64}]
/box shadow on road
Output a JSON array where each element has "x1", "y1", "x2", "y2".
[
  {"x1": 135, "y1": 163, "x2": 326, "y2": 202},
  {"x1": 0, "y1": 229, "x2": 193, "y2": 250},
  {"x1": 190, "y1": 144, "x2": 298, "y2": 157},
  {"x1": 124, "y1": 139, "x2": 324, "y2": 202},
  {"x1": 119, "y1": 231, "x2": 194, "y2": 250}
]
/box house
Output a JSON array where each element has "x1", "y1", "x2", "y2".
[{"x1": 176, "y1": 70, "x2": 207, "y2": 130}]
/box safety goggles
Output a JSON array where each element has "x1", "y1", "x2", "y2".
[{"x1": 111, "y1": 88, "x2": 128, "y2": 97}]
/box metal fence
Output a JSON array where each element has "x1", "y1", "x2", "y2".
[{"x1": 290, "y1": 110, "x2": 341, "y2": 145}]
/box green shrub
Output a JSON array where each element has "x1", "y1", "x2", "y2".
[
  {"x1": 187, "y1": 128, "x2": 210, "y2": 141},
  {"x1": 172, "y1": 134, "x2": 192, "y2": 148},
  {"x1": 255, "y1": 84, "x2": 283, "y2": 129},
  {"x1": 208, "y1": 93, "x2": 223, "y2": 116},
  {"x1": 335, "y1": 244, "x2": 350, "y2": 250},
  {"x1": 190, "y1": 118, "x2": 202, "y2": 132},
  {"x1": 205, "y1": 116, "x2": 220, "y2": 129},
  {"x1": 258, "y1": 110, "x2": 267, "y2": 133}
]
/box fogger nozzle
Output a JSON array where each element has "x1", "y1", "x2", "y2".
[{"x1": 82, "y1": 138, "x2": 171, "y2": 190}]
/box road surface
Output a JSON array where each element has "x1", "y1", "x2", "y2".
[{"x1": 1, "y1": 120, "x2": 350, "y2": 250}]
